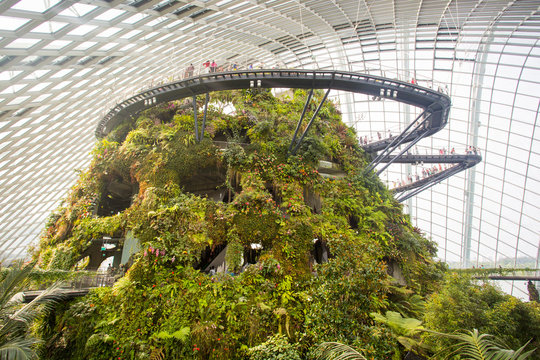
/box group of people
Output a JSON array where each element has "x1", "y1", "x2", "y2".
[
  {"x1": 439, "y1": 147, "x2": 455, "y2": 155},
  {"x1": 184, "y1": 60, "x2": 220, "y2": 78},
  {"x1": 202, "y1": 60, "x2": 219, "y2": 73},
  {"x1": 182, "y1": 61, "x2": 269, "y2": 80},
  {"x1": 392, "y1": 163, "x2": 457, "y2": 189},
  {"x1": 466, "y1": 146, "x2": 480, "y2": 155},
  {"x1": 360, "y1": 129, "x2": 394, "y2": 145},
  {"x1": 438, "y1": 146, "x2": 480, "y2": 155},
  {"x1": 106, "y1": 263, "x2": 128, "y2": 277},
  {"x1": 389, "y1": 145, "x2": 481, "y2": 189}
]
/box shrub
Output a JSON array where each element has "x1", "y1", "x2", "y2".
[{"x1": 247, "y1": 334, "x2": 301, "y2": 360}]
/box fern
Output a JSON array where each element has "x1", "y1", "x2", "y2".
[
  {"x1": 436, "y1": 329, "x2": 536, "y2": 360},
  {"x1": 152, "y1": 327, "x2": 190, "y2": 342},
  {"x1": 149, "y1": 347, "x2": 164, "y2": 360},
  {"x1": 314, "y1": 342, "x2": 367, "y2": 360}
]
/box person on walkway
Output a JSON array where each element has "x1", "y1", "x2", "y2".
[
  {"x1": 527, "y1": 280, "x2": 539, "y2": 302},
  {"x1": 203, "y1": 60, "x2": 210, "y2": 73},
  {"x1": 210, "y1": 60, "x2": 217, "y2": 73},
  {"x1": 186, "y1": 63, "x2": 194, "y2": 78}
]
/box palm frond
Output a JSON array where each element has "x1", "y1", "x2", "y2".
[
  {"x1": 0, "y1": 337, "x2": 40, "y2": 360},
  {"x1": 314, "y1": 342, "x2": 367, "y2": 360},
  {"x1": 370, "y1": 311, "x2": 424, "y2": 337},
  {"x1": 0, "y1": 262, "x2": 65, "y2": 360},
  {"x1": 9, "y1": 283, "x2": 65, "y2": 327},
  {"x1": 0, "y1": 262, "x2": 34, "y2": 310},
  {"x1": 0, "y1": 315, "x2": 27, "y2": 340},
  {"x1": 437, "y1": 329, "x2": 536, "y2": 360}
]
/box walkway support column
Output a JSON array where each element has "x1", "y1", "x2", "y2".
[
  {"x1": 365, "y1": 109, "x2": 429, "y2": 173},
  {"x1": 193, "y1": 95, "x2": 199, "y2": 142},
  {"x1": 289, "y1": 88, "x2": 314, "y2": 153},
  {"x1": 291, "y1": 87, "x2": 331, "y2": 155},
  {"x1": 200, "y1": 93, "x2": 209, "y2": 140}
]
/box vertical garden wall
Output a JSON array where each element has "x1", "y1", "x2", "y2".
[{"x1": 29, "y1": 89, "x2": 539, "y2": 359}]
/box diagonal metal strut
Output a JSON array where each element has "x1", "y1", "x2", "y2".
[
  {"x1": 291, "y1": 87, "x2": 331, "y2": 155},
  {"x1": 376, "y1": 128, "x2": 430, "y2": 175},
  {"x1": 365, "y1": 109, "x2": 429, "y2": 173},
  {"x1": 289, "y1": 88, "x2": 314, "y2": 153}
]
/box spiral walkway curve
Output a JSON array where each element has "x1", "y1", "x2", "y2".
[{"x1": 96, "y1": 69, "x2": 478, "y2": 201}]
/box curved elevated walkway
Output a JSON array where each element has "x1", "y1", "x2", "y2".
[
  {"x1": 96, "y1": 69, "x2": 451, "y2": 138},
  {"x1": 384, "y1": 154, "x2": 481, "y2": 165},
  {"x1": 95, "y1": 69, "x2": 477, "y2": 201}
]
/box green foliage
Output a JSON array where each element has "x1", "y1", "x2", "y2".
[
  {"x1": 247, "y1": 334, "x2": 302, "y2": 360},
  {"x1": 0, "y1": 262, "x2": 64, "y2": 360},
  {"x1": 32, "y1": 88, "x2": 525, "y2": 360},
  {"x1": 225, "y1": 238, "x2": 243, "y2": 273},
  {"x1": 152, "y1": 327, "x2": 190, "y2": 341},
  {"x1": 423, "y1": 273, "x2": 540, "y2": 354},
  {"x1": 435, "y1": 329, "x2": 536, "y2": 360},
  {"x1": 370, "y1": 311, "x2": 429, "y2": 357},
  {"x1": 313, "y1": 342, "x2": 367, "y2": 360}
]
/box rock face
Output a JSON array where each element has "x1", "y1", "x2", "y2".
[{"x1": 33, "y1": 89, "x2": 442, "y2": 359}]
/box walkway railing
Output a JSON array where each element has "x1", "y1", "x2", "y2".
[
  {"x1": 383, "y1": 154, "x2": 482, "y2": 202},
  {"x1": 96, "y1": 69, "x2": 451, "y2": 139},
  {"x1": 20, "y1": 272, "x2": 118, "y2": 302}
]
